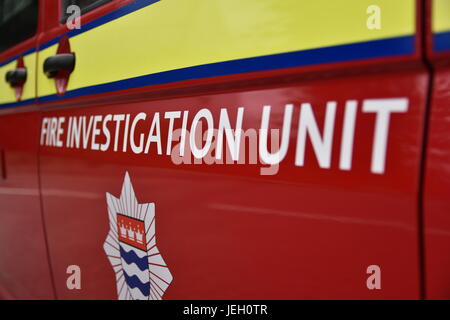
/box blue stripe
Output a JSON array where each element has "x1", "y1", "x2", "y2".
[
  {"x1": 123, "y1": 269, "x2": 150, "y2": 298},
  {"x1": 0, "y1": 98, "x2": 36, "y2": 109},
  {"x1": 1, "y1": 35, "x2": 415, "y2": 109},
  {"x1": 434, "y1": 31, "x2": 450, "y2": 52},
  {"x1": 120, "y1": 245, "x2": 149, "y2": 272},
  {"x1": 37, "y1": 35, "x2": 414, "y2": 104}
]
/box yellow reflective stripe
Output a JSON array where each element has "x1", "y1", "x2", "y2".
[
  {"x1": 0, "y1": 52, "x2": 36, "y2": 104},
  {"x1": 432, "y1": 0, "x2": 450, "y2": 33},
  {"x1": 37, "y1": 0, "x2": 416, "y2": 98}
]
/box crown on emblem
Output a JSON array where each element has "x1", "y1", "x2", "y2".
[
  {"x1": 120, "y1": 224, "x2": 127, "y2": 238},
  {"x1": 127, "y1": 226, "x2": 135, "y2": 240},
  {"x1": 136, "y1": 230, "x2": 143, "y2": 244}
]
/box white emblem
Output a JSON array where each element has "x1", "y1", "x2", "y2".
[{"x1": 103, "y1": 172, "x2": 173, "y2": 300}]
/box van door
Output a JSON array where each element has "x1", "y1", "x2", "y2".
[
  {"x1": 0, "y1": 0, "x2": 55, "y2": 299},
  {"x1": 37, "y1": 0, "x2": 428, "y2": 299},
  {"x1": 423, "y1": 0, "x2": 450, "y2": 299}
]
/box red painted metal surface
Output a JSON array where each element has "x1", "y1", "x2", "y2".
[
  {"x1": 424, "y1": 65, "x2": 450, "y2": 300},
  {"x1": 31, "y1": 0, "x2": 428, "y2": 300},
  {"x1": 0, "y1": 108, "x2": 55, "y2": 299},
  {"x1": 423, "y1": 0, "x2": 450, "y2": 300},
  {"x1": 39, "y1": 67, "x2": 428, "y2": 299},
  {"x1": 0, "y1": 0, "x2": 55, "y2": 299}
]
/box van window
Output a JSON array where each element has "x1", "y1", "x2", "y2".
[
  {"x1": 61, "y1": 0, "x2": 112, "y2": 23},
  {"x1": 0, "y1": 0, "x2": 38, "y2": 52}
]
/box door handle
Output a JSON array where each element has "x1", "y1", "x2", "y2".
[
  {"x1": 43, "y1": 53, "x2": 75, "y2": 78},
  {"x1": 5, "y1": 68, "x2": 27, "y2": 86}
]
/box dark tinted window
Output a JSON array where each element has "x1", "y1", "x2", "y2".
[
  {"x1": 0, "y1": 0, "x2": 38, "y2": 53},
  {"x1": 61, "y1": 0, "x2": 112, "y2": 23}
]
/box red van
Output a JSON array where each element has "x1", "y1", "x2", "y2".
[{"x1": 0, "y1": 0, "x2": 449, "y2": 300}]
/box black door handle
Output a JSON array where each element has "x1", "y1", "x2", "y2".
[
  {"x1": 43, "y1": 53, "x2": 75, "y2": 78},
  {"x1": 5, "y1": 68, "x2": 27, "y2": 86}
]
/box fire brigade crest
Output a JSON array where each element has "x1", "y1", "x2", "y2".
[{"x1": 103, "y1": 172, "x2": 173, "y2": 300}]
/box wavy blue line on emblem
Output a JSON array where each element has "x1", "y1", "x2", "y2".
[
  {"x1": 123, "y1": 269, "x2": 150, "y2": 297},
  {"x1": 120, "y1": 245, "x2": 148, "y2": 272}
]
